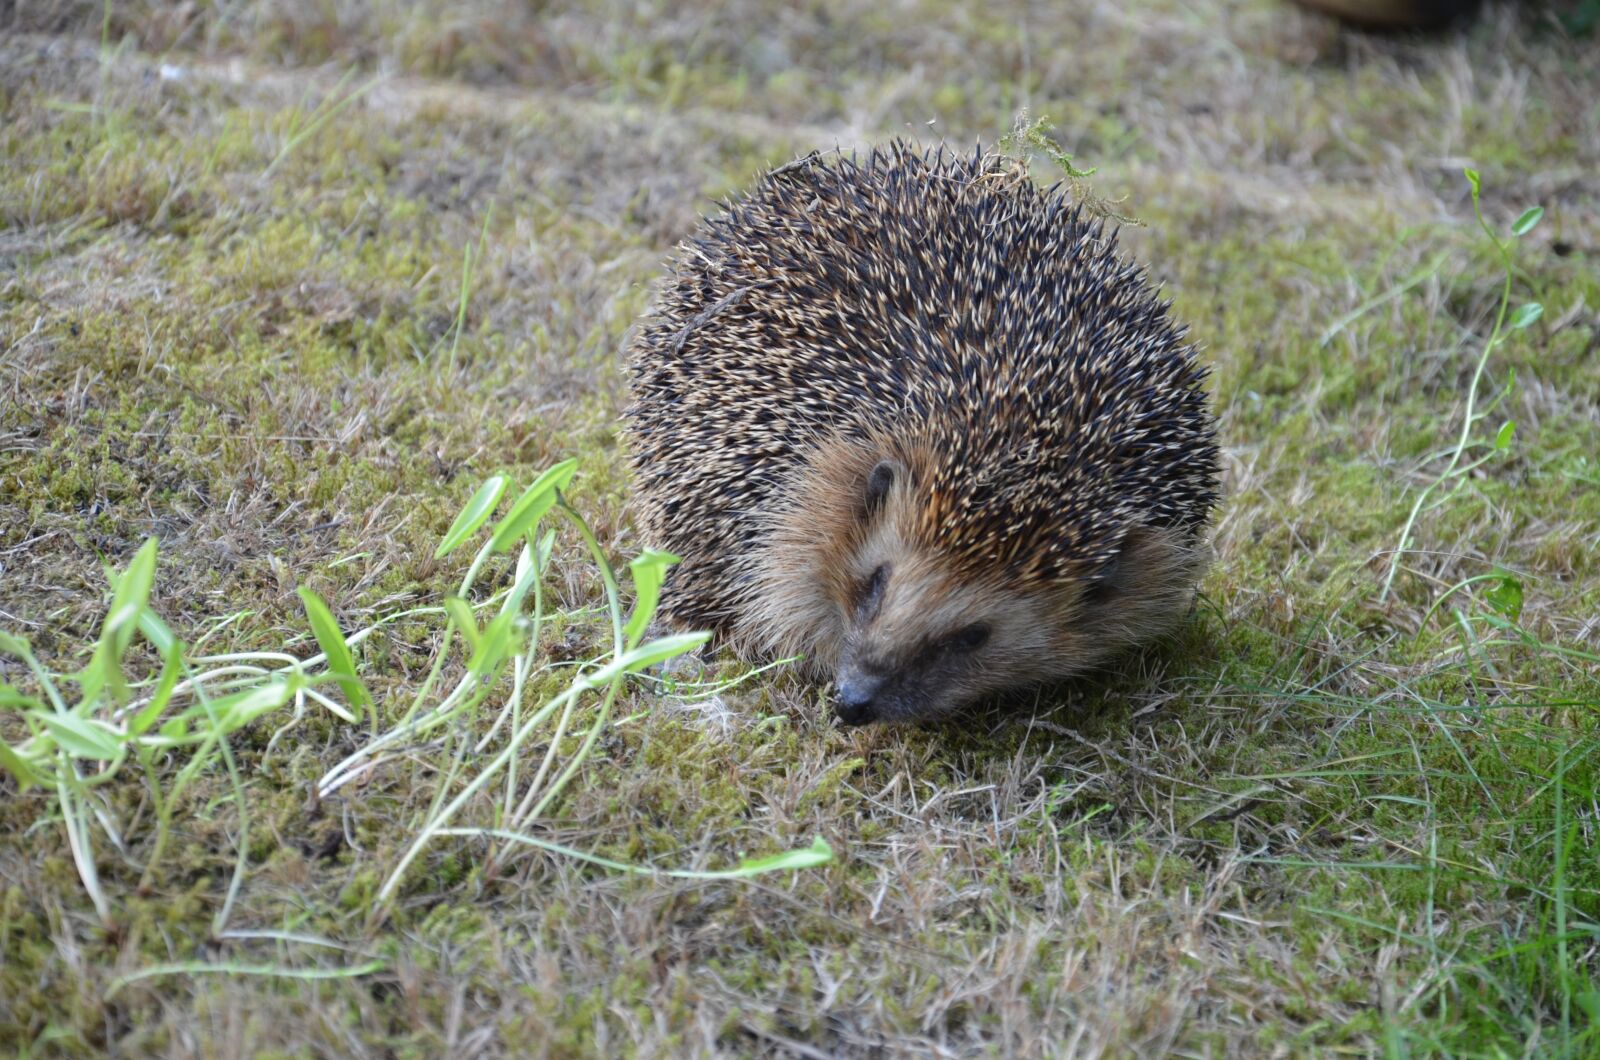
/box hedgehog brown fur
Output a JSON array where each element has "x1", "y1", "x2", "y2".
[{"x1": 624, "y1": 142, "x2": 1220, "y2": 724}]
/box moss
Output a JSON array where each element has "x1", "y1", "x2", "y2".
[{"x1": 3, "y1": 4, "x2": 1600, "y2": 1055}]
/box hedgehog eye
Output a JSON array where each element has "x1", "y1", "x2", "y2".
[
  {"x1": 864, "y1": 460, "x2": 898, "y2": 513},
  {"x1": 857, "y1": 563, "x2": 890, "y2": 620},
  {"x1": 945, "y1": 623, "x2": 990, "y2": 654}
]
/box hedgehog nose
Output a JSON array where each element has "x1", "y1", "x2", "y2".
[{"x1": 834, "y1": 672, "x2": 882, "y2": 725}]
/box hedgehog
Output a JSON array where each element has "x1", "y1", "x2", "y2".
[{"x1": 623, "y1": 142, "x2": 1220, "y2": 725}]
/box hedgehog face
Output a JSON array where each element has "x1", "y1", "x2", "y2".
[
  {"x1": 828, "y1": 456, "x2": 1066, "y2": 724},
  {"x1": 830, "y1": 506, "x2": 1209, "y2": 725},
  {"x1": 831, "y1": 554, "x2": 1052, "y2": 725},
  {"x1": 742, "y1": 435, "x2": 1210, "y2": 726}
]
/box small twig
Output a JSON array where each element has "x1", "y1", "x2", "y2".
[
  {"x1": 764, "y1": 151, "x2": 821, "y2": 181},
  {"x1": 669, "y1": 283, "x2": 772, "y2": 355}
]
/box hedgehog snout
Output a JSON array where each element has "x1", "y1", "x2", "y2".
[{"x1": 833, "y1": 667, "x2": 883, "y2": 726}]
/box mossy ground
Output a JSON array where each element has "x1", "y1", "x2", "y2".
[{"x1": 2, "y1": 2, "x2": 1599, "y2": 1055}]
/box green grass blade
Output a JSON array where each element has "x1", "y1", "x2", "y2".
[
  {"x1": 81, "y1": 537, "x2": 159, "y2": 708},
  {"x1": 205, "y1": 678, "x2": 297, "y2": 735},
  {"x1": 434, "y1": 475, "x2": 510, "y2": 559},
  {"x1": 437, "y1": 828, "x2": 834, "y2": 879},
  {"x1": 137, "y1": 610, "x2": 177, "y2": 655},
  {"x1": 623, "y1": 549, "x2": 681, "y2": 648},
  {"x1": 127, "y1": 640, "x2": 184, "y2": 737},
  {"x1": 29, "y1": 712, "x2": 123, "y2": 760},
  {"x1": 730, "y1": 836, "x2": 835, "y2": 876},
  {"x1": 582, "y1": 632, "x2": 710, "y2": 688},
  {"x1": 488, "y1": 459, "x2": 579, "y2": 553},
  {"x1": 297, "y1": 587, "x2": 373, "y2": 717},
  {"x1": 0, "y1": 739, "x2": 40, "y2": 788},
  {"x1": 465, "y1": 608, "x2": 521, "y2": 678},
  {"x1": 0, "y1": 631, "x2": 31, "y2": 659},
  {"x1": 443, "y1": 201, "x2": 494, "y2": 369},
  {"x1": 107, "y1": 958, "x2": 387, "y2": 998},
  {"x1": 260, "y1": 72, "x2": 383, "y2": 181},
  {"x1": 0, "y1": 681, "x2": 46, "y2": 711},
  {"x1": 104, "y1": 538, "x2": 158, "y2": 655},
  {"x1": 442, "y1": 597, "x2": 481, "y2": 653}
]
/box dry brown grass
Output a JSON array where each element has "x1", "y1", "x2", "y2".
[{"x1": 2, "y1": 1, "x2": 1598, "y2": 1056}]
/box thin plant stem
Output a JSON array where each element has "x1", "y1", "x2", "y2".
[
  {"x1": 57, "y1": 760, "x2": 110, "y2": 925},
  {"x1": 1380, "y1": 179, "x2": 1517, "y2": 602},
  {"x1": 186, "y1": 661, "x2": 251, "y2": 938}
]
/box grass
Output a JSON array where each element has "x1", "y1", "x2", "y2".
[{"x1": 2, "y1": 0, "x2": 1599, "y2": 1055}]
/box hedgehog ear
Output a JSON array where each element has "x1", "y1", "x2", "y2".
[
  {"x1": 865, "y1": 460, "x2": 900, "y2": 513},
  {"x1": 1082, "y1": 554, "x2": 1122, "y2": 606},
  {"x1": 1084, "y1": 531, "x2": 1143, "y2": 604}
]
